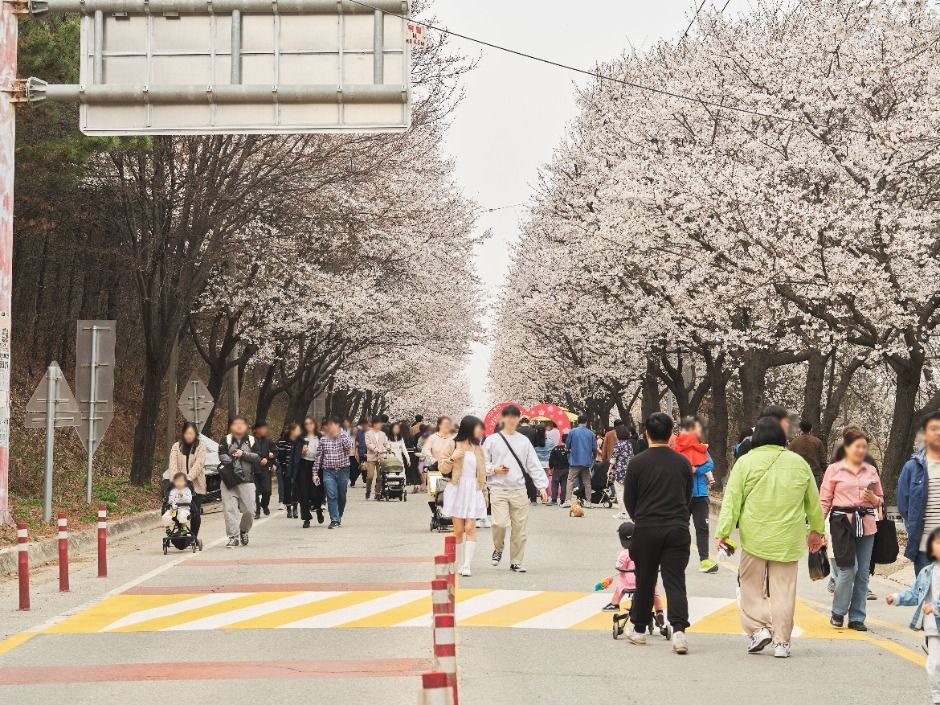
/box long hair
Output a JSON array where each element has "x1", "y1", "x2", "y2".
[
  {"x1": 180, "y1": 421, "x2": 200, "y2": 447},
  {"x1": 454, "y1": 415, "x2": 484, "y2": 445}
]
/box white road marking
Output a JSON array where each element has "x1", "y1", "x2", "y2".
[
  {"x1": 163, "y1": 591, "x2": 346, "y2": 631},
  {"x1": 279, "y1": 590, "x2": 428, "y2": 629}
]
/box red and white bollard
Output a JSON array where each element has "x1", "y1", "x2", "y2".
[
  {"x1": 57, "y1": 511, "x2": 69, "y2": 592},
  {"x1": 433, "y1": 613, "x2": 455, "y2": 651},
  {"x1": 419, "y1": 671, "x2": 453, "y2": 705},
  {"x1": 434, "y1": 554, "x2": 452, "y2": 607},
  {"x1": 434, "y1": 641, "x2": 458, "y2": 705},
  {"x1": 97, "y1": 505, "x2": 107, "y2": 578},
  {"x1": 17, "y1": 522, "x2": 29, "y2": 611},
  {"x1": 443, "y1": 536, "x2": 456, "y2": 611},
  {"x1": 431, "y1": 578, "x2": 451, "y2": 617}
]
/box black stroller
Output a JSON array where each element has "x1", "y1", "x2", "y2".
[
  {"x1": 161, "y1": 479, "x2": 201, "y2": 554},
  {"x1": 427, "y1": 469, "x2": 452, "y2": 532},
  {"x1": 591, "y1": 460, "x2": 616, "y2": 508},
  {"x1": 611, "y1": 596, "x2": 672, "y2": 641}
]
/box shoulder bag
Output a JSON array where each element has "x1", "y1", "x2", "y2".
[{"x1": 498, "y1": 432, "x2": 539, "y2": 498}]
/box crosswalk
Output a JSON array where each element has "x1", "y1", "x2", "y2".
[{"x1": 42, "y1": 587, "x2": 848, "y2": 638}]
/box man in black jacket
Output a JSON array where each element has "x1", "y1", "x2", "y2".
[
  {"x1": 624, "y1": 412, "x2": 693, "y2": 654},
  {"x1": 251, "y1": 421, "x2": 277, "y2": 519},
  {"x1": 218, "y1": 416, "x2": 260, "y2": 548}
]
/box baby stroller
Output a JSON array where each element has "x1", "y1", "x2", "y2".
[
  {"x1": 611, "y1": 595, "x2": 672, "y2": 641},
  {"x1": 591, "y1": 460, "x2": 616, "y2": 508},
  {"x1": 161, "y1": 482, "x2": 201, "y2": 554},
  {"x1": 427, "y1": 469, "x2": 452, "y2": 532},
  {"x1": 377, "y1": 454, "x2": 408, "y2": 502}
]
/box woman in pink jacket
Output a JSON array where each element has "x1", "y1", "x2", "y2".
[{"x1": 819, "y1": 426, "x2": 884, "y2": 631}]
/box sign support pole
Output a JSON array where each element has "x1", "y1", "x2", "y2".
[
  {"x1": 43, "y1": 363, "x2": 57, "y2": 523},
  {"x1": 0, "y1": 0, "x2": 18, "y2": 527},
  {"x1": 85, "y1": 324, "x2": 98, "y2": 504}
]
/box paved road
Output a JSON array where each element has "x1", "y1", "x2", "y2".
[{"x1": 0, "y1": 488, "x2": 930, "y2": 704}]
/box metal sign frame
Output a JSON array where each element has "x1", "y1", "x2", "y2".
[{"x1": 33, "y1": 0, "x2": 414, "y2": 135}]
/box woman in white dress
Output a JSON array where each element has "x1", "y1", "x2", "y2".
[{"x1": 439, "y1": 416, "x2": 489, "y2": 577}]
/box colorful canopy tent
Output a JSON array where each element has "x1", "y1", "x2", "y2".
[{"x1": 483, "y1": 401, "x2": 572, "y2": 436}]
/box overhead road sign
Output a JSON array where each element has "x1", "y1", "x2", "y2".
[{"x1": 24, "y1": 0, "x2": 413, "y2": 135}]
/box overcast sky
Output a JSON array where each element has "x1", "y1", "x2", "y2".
[{"x1": 432, "y1": 0, "x2": 705, "y2": 413}]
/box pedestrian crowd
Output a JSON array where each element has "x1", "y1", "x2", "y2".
[{"x1": 159, "y1": 401, "x2": 940, "y2": 703}]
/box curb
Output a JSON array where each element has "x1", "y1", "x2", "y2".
[{"x1": 0, "y1": 510, "x2": 161, "y2": 577}]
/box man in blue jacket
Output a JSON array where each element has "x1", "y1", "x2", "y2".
[
  {"x1": 563, "y1": 416, "x2": 597, "y2": 508},
  {"x1": 898, "y1": 411, "x2": 940, "y2": 576}
]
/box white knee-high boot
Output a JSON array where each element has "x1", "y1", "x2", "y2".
[{"x1": 463, "y1": 540, "x2": 477, "y2": 570}]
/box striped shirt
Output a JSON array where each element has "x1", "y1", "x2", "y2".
[{"x1": 922, "y1": 460, "x2": 940, "y2": 552}]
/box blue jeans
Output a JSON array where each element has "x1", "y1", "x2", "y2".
[
  {"x1": 323, "y1": 467, "x2": 350, "y2": 523},
  {"x1": 832, "y1": 533, "x2": 875, "y2": 623}
]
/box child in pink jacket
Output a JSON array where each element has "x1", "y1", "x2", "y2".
[{"x1": 603, "y1": 522, "x2": 664, "y2": 619}]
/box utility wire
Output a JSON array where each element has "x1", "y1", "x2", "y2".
[
  {"x1": 682, "y1": 0, "x2": 710, "y2": 39},
  {"x1": 348, "y1": 0, "x2": 870, "y2": 136}
]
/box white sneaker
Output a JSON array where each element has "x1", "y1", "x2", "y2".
[
  {"x1": 612, "y1": 511, "x2": 628, "y2": 519},
  {"x1": 627, "y1": 630, "x2": 647, "y2": 646},
  {"x1": 773, "y1": 642, "x2": 790, "y2": 658},
  {"x1": 459, "y1": 566, "x2": 472, "y2": 577},
  {"x1": 277, "y1": 503, "x2": 285, "y2": 510},
  {"x1": 672, "y1": 630, "x2": 688, "y2": 655},
  {"x1": 560, "y1": 501, "x2": 572, "y2": 508},
  {"x1": 583, "y1": 502, "x2": 593, "y2": 509},
  {"x1": 747, "y1": 627, "x2": 773, "y2": 654},
  {"x1": 482, "y1": 516, "x2": 492, "y2": 528}
]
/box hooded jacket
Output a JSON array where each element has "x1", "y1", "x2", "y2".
[{"x1": 898, "y1": 448, "x2": 929, "y2": 560}]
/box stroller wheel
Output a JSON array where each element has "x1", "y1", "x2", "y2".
[
  {"x1": 403, "y1": 492, "x2": 408, "y2": 502},
  {"x1": 662, "y1": 624, "x2": 673, "y2": 640},
  {"x1": 606, "y1": 499, "x2": 613, "y2": 508},
  {"x1": 612, "y1": 620, "x2": 620, "y2": 640},
  {"x1": 162, "y1": 539, "x2": 168, "y2": 555}
]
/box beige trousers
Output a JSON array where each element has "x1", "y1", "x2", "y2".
[
  {"x1": 490, "y1": 487, "x2": 530, "y2": 564},
  {"x1": 738, "y1": 550, "x2": 799, "y2": 644}
]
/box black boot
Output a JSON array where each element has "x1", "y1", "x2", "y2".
[{"x1": 316, "y1": 507, "x2": 325, "y2": 524}]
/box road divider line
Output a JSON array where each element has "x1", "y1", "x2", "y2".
[
  {"x1": 181, "y1": 556, "x2": 433, "y2": 567},
  {"x1": 0, "y1": 658, "x2": 436, "y2": 685}
]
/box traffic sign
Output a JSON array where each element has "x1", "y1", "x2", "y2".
[
  {"x1": 26, "y1": 362, "x2": 80, "y2": 522},
  {"x1": 25, "y1": 362, "x2": 80, "y2": 429},
  {"x1": 55, "y1": 0, "x2": 415, "y2": 135},
  {"x1": 75, "y1": 320, "x2": 116, "y2": 454},
  {"x1": 179, "y1": 379, "x2": 215, "y2": 429}
]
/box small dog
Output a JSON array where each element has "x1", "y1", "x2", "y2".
[{"x1": 569, "y1": 498, "x2": 584, "y2": 518}]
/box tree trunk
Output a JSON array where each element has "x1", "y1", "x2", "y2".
[
  {"x1": 254, "y1": 364, "x2": 278, "y2": 425},
  {"x1": 165, "y1": 335, "x2": 180, "y2": 457},
  {"x1": 704, "y1": 352, "x2": 732, "y2": 481},
  {"x1": 738, "y1": 351, "x2": 769, "y2": 426},
  {"x1": 882, "y1": 362, "x2": 922, "y2": 501},
  {"x1": 641, "y1": 359, "x2": 660, "y2": 420},
  {"x1": 130, "y1": 365, "x2": 166, "y2": 485},
  {"x1": 801, "y1": 349, "x2": 826, "y2": 432}
]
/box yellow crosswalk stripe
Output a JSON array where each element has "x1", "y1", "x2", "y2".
[
  {"x1": 223, "y1": 591, "x2": 387, "y2": 630},
  {"x1": 460, "y1": 590, "x2": 578, "y2": 627},
  {"x1": 339, "y1": 594, "x2": 433, "y2": 628},
  {"x1": 47, "y1": 594, "x2": 196, "y2": 634},
  {"x1": 111, "y1": 592, "x2": 296, "y2": 633}
]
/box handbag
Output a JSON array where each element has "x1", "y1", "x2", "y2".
[
  {"x1": 871, "y1": 507, "x2": 900, "y2": 565},
  {"x1": 498, "y1": 432, "x2": 539, "y2": 498},
  {"x1": 807, "y1": 545, "x2": 831, "y2": 581}
]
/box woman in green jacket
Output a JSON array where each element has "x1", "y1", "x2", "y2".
[{"x1": 716, "y1": 417, "x2": 826, "y2": 659}]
